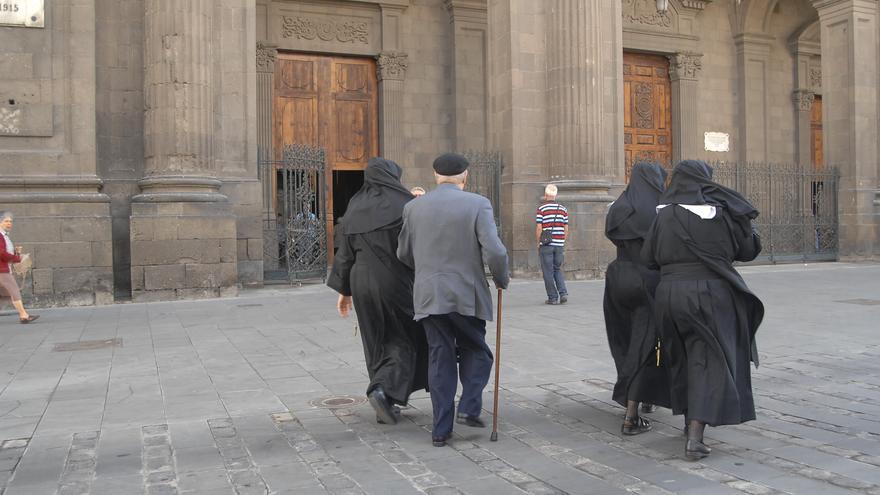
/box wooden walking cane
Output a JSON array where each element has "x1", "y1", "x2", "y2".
[{"x1": 490, "y1": 288, "x2": 503, "y2": 441}]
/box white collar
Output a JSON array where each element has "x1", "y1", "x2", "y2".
[{"x1": 656, "y1": 204, "x2": 719, "y2": 219}]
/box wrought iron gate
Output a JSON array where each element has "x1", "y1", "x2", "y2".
[
  {"x1": 260, "y1": 145, "x2": 328, "y2": 282},
  {"x1": 461, "y1": 150, "x2": 503, "y2": 228},
  {"x1": 711, "y1": 162, "x2": 839, "y2": 263}
]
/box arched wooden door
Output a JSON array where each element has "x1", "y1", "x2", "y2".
[{"x1": 273, "y1": 53, "x2": 379, "y2": 258}]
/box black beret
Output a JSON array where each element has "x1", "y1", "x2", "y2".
[{"x1": 432, "y1": 153, "x2": 470, "y2": 176}]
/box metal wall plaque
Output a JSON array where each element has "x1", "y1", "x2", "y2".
[
  {"x1": 704, "y1": 132, "x2": 730, "y2": 152},
  {"x1": 0, "y1": 0, "x2": 44, "y2": 28}
]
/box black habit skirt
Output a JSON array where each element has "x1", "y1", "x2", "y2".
[
  {"x1": 654, "y1": 265, "x2": 756, "y2": 426},
  {"x1": 603, "y1": 259, "x2": 671, "y2": 409},
  {"x1": 349, "y1": 261, "x2": 429, "y2": 405}
]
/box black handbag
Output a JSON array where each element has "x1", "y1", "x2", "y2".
[{"x1": 539, "y1": 229, "x2": 554, "y2": 246}]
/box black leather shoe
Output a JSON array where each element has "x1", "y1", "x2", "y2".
[
  {"x1": 621, "y1": 416, "x2": 652, "y2": 436},
  {"x1": 455, "y1": 414, "x2": 486, "y2": 428},
  {"x1": 368, "y1": 388, "x2": 397, "y2": 425},
  {"x1": 685, "y1": 440, "x2": 711, "y2": 460},
  {"x1": 640, "y1": 403, "x2": 657, "y2": 414},
  {"x1": 432, "y1": 433, "x2": 452, "y2": 447},
  {"x1": 376, "y1": 405, "x2": 401, "y2": 425}
]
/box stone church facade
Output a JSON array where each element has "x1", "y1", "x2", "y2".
[{"x1": 0, "y1": 0, "x2": 877, "y2": 306}]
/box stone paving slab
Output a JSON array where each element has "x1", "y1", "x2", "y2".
[{"x1": 0, "y1": 262, "x2": 877, "y2": 494}]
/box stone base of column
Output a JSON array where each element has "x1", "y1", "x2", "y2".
[
  {"x1": 556, "y1": 181, "x2": 617, "y2": 280},
  {"x1": 0, "y1": 178, "x2": 115, "y2": 307},
  {"x1": 130, "y1": 200, "x2": 239, "y2": 302},
  {"x1": 838, "y1": 185, "x2": 880, "y2": 260}
]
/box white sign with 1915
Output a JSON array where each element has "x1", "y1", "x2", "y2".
[{"x1": 0, "y1": 0, "x2": 44, "y2": 28}]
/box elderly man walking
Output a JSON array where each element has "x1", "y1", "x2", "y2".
[
  {"x1": 536, "y1": 184, "x2": 569, "y2": 304},
  {"x1": 397, "y1": 153, "x2": 510, "y2": 447}
]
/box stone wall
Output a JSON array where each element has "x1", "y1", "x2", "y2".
[
  {"x1": 0, "y1": 0, "x2": 114, "y2": 306},
  {"x1": 214, "y1": 0, "x2": 261, "y2": 287},
  {"x1": 399, "y1": 0, "x2": 456, "y2": 189},
  {"x1": 96, "y1": 0, "x2": 145, "y2": 297}
]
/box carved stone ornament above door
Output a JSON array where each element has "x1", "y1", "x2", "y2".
[
  {"x1": 622, "y1": 0, "x2": 674, "y2": 30},
  {"x1": 622, "y1": 0, "x2": 711, "y2": 49},
  {"x1": 281, "y1": 16, "x2": 369, "y2": 44},
  {"x1": 268, "y1": 2, "x2": 381, "y2": 56}
]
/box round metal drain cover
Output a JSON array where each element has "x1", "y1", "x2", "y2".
[{"x1": 309, "y1": 395, "x2": 367, "y2": 409}]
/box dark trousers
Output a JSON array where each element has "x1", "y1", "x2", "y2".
[
  {"x1": 421, "y1": 313, "x2": 493, "y2": 437},
  {"x1": 540, "y1": 245, "x2": 568, "y2": 300}
]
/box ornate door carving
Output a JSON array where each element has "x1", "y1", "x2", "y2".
[
  {"x1": 623, "y1": 52, "x2": 673, "y2": 181},
  {"x1": 811, "y1": 96, "x2": 824, "y2": 170},
  {"x1": 274, "y1": 53, "x2": 378, "y2": 256}
]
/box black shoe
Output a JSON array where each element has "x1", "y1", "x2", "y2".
[
  {"x1": 685, "y1": 439, "x2": 711, "y2": 460},
  {"x1": 376, "y1": 406, "x2": 401, "y2": 425},
  {"x1": 456, "y1": 414, "x2": 486, "y2": 428},
  {"x1": 559, "y1": 296, "x2": 568, "y2": 304},
  {"x1": 432, "y1": 433, "x2": 452, "y2": 447},
  {"x1": 368, "y1": 388, "x2": 397, "y2": 425},
  {"x1": 640, "y1": 403, "x2": 657, "y2": 414},
  {"x1": 545, "y1": 299, "x2": 558, "y2": 305},
  {"x1": 621, "y1": 416, "x2": 652, "y2": 436}
]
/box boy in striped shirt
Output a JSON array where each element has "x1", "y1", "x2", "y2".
[{"x1": 535, "y1": 184, "x2": 569, "y2": 304}]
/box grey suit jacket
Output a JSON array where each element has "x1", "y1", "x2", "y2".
[{"x1": 397, "y1": 183, "x2": 510, "y2": 322}]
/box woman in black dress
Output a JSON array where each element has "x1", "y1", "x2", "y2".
[
  {"x1": 642, "y1": 160, "x2": 763, "y2": 460},
  {"x1": 604, "y1": 162, "x2": 670, "y2": 435},
  {"x1": 327, "y1": 158, "x2": 429, "y2": 425}
]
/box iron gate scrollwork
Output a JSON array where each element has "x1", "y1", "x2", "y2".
[
  {"x1": 709, "y1": 162, "x2": 839, "y2": 263},
  {"x1": 260, "y1": 145, "x2": 328, "y2": 282},
  {"x1": 461, "y1": 150, "x2": 503, "y2": 229}
]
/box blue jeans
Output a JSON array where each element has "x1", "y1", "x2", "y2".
[
  {"x1": 422, "y1": 313, "x2": 493, "y2": 437},
  {"x1": 540, "y1": 245, "x2": 568, "y2": 301}
]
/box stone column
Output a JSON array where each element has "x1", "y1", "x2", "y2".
[
  {"x1": 376, "y1": 52, "x2": 408, "y2": 164},
  {"x1": 547, "y1": 0, "x2": 622, "y2": 183},
  {"x1": 256, "y1": 42, "x2": 278, "y2": 270},
  {"x1": 545, "y1": 0, "x2": 621, "y2": 277},
  {"x1": 669, "y1": 52, "x2": 703, "y2": 162},
  {"x1": 735, "y1": 33, "x2": 773, "y2": 162},
  {"x1": 256, "y1": 43, "x2": 278, "y2": 159},
  {"x1": 130, "y1": 0, "x2": 238, "y2": 301},
  {"x1": 812, "y1": 0, "x2": 880, "y2": 258},
  {"x1": 792, "y1": 89, "x2": 816, "y2": 167}
]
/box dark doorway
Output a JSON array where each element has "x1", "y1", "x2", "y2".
[{"x1": 332, "y1": 170, "x2": 364, "y2": 227}]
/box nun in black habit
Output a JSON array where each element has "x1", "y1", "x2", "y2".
[
  {"x1": 603, "y1": 162, "x2": 670, "y2": 436},
  {"x1": 327, "y1": 158, "x2": 429, "y2": 425},
  {"x1": 642, "y1": 160, "x2": 764, "y2": 460}
]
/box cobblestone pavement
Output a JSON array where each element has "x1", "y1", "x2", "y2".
[{"x1": 0, "y1": 262, "x2": 877, "y2": 495}]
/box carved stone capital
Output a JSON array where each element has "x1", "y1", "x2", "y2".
[
  {"x1": 792, "y1": 89, "x2": 816, "y2": 111},
  {"x1": 668, "y1": 52, "x2": 703, "y2": 81},
  {"x1": 376, "y1": 51, "x2": 408, "y2": 81},
  {"x1": 256, "y1": 43, "x2": 278, "y2": 73}
]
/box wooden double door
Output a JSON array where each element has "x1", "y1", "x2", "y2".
[
  {"x1": 273, "y1": 53, "x2": 379, "y2": 254},
  {"x1": 623, "y1": 52, "x2": 673, "y2": 180}
]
